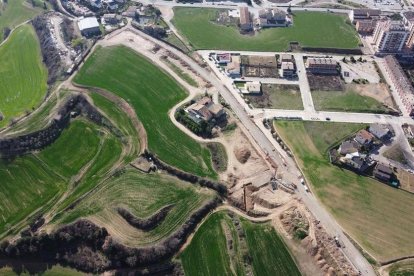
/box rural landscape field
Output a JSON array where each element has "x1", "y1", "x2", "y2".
[
  {"x1": 274, "y1": 121, "x2": 414, "y2": 261},
  {"x1": 172, "y1": 8, "x2": 360, "y2": 51}
]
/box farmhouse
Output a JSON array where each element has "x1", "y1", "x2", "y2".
[
  {"x1": 354, "y1": 129, "x2": 375, "y2": 146},
  {"x1": 305, "y1": 57, "x2": 338, "y2": 75},
  {"x1": 369, "y1": 124, "x2": 391, "y2": 140},
  {"x1": 78, "y1": 17, "x2": 101, "y2": 37},
  {"x1": 239, "y1": 7, "x2": 253, "y2": 32},
  {"x1": 256, "y1": 8, "x2": 288, "y2": 28},
  {"x1": 186, "y1": 97, "x2": 225, "y2": 123}
]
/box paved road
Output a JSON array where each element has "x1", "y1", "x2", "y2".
[{"x1": 294, "y1": 54, "x2": 315, "y2": 112}]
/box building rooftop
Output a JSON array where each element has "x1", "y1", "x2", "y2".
[
  {"x1": 240, "y1": 7, "x2": 251, "y2": 25},
  {"x1": 306, "y1": 57, "x2": 337, "y2": 66},
  {"x1": 78, "y1": 17, "x2": 99, "y2": 31},
  {"x1": 403, "y1": 11, "x2": 414, "y2": 22},
  {"x1": 281, "y1": 62, "x2": 294, "y2": 70}
]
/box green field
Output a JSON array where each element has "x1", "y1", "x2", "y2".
[
  {"x1": 0, "y1": 99, "x2": 128, "y2": 237},
  {"x1": 57, "y1": 168, "x2": 215, "y2": 246},
  {"x1": 245, "y1": 84, "x2": 303, "y2": 110},
  {"x1": 74, "y1": 46, "x2": 216, "y2": 178},
  {"x1": 0, "y1": 0, "x2": 43, "y2": 42},
  {"x1": 274, "y1": 121, "x2": 414, "y2": 262},
  {"x1": 388, "y1": 260, "x2": 414, "y2": 276},
  {"x1": 181, "y1": 211, "x2": 300, "y2": 276},
  {"x1": 172, "y1": 8, "x2": 359, "y2": 51},
  {"x1": 0, "y1": 24, "x2": 47, "y2": 129},
  {"x1": 312, "y1": 89, "x2": 391, "y2": 113}
]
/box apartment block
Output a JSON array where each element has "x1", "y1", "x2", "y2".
[{"x1": 372, "y1": 20, "x2": 409, "y2": 53}]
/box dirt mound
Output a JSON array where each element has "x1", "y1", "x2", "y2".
[{"x1": 234, "y1": 146, "x2": 251, "y2": 164}]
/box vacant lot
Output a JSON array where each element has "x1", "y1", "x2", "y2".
[
  {"x1": 0, "y1": 24, "x2": 47, "y2": 128},
  {"x1": 0, "y1": 0, "x2": 43, "y2": 42},
  {"x1": 245, "y1": 84, "x2": 303, "y2": 110},
  {"x1": 241, "y1": 55, "x2": 278, "y2": 78},
  {"x1": 172, "y1": 8, "x2": 359, "y2": 51},
  {"x1": 74, "y1": 46, "x2": 216, "y2": 178},
  {"x1": 274, "y1": 120, "x2": 414, "y2": 262},
  {"x1": 387, "y1": 260, "x2": 414, "y2": 276},
  {"x1": 181, "y1": 211, "x2": 300, "y2": 276},
  {"x1": 57, "y1": 168, "x2": 215, "y2": 246}
]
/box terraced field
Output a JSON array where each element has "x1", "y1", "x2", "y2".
[
  {"x1": 181, "y1": 211, "x2": 300, "y2": 276},
  {"x1": 74, "y1": 46, "x2": 216, "y2": 178},
  {"x1": 0, "y1": 24, "x2": 47, "y2": 129},
  {"x1": 274, "y1": 121, "x2": 414, "y2": 262},
  {"x1": 56, "y1": 168, "x2": 216, "y2": 246}
]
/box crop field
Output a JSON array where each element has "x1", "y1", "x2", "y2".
[
  {"x1": 56, "y1": 168, "x2": 215, "y2": 246},
  {"x1": 181, "y1": 211, "x2": 300, "y2": 276},
  {"x1": 0, "y1": 0, "x2": 43, "y2": 42},
  {"x1": 74, "y1": 46, "x2": 216, "y2": 178},
  {"x1": 0, "y1": 101, "x2": 127, "y2": 237},
  {"x1": 274, "y1": 120, "x2": 414, "y2": 262},
  {"x1": 312, "y1": 89, "x2": 391, "y2": 113},
  {"x1": 0, "y1": 24, "x2": 47, "y2": 129},
  {"x1": 172, "y1": 8, "x2": 359, "y2": 51},
  {"x1": 245, "y1": 84, "x2": 303, "y2": 110},
  {"x1": 242, "y1": 219, "x2": 301, "y2": 276}
]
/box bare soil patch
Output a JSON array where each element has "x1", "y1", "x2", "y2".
[
  {"x1": 234, "y1": 146, "x2": 251, "y2": 164},
  {"x1": 350, "y1": 83, "x2": 397, "y2": 109},
  {"x1": 241, "y1": 55, "x2": 278, "y2": 78},
  {"x1": 396, "y1": 169, "x2": 414, "y2": 193},
  {"x1": 307, "y1": 74, "x2": 344, "y2": 91}
]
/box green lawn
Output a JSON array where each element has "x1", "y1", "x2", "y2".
[
  {"x1": 274, "y1": 120, "x2": 414, "y2": 262},
  {"x1": 388, "y1": 260, "x2": 414, "y2": 276},
  {"x1": 181, "y1": 211, "x2": 300, "y2": 276},
  {"x1": 172, "y1": 8, "x2": 359, "y2": 51},
  {"x1": 0, "y1": 0, "x2": 43, "y2": 42},
  {"x1": 57, "y1": 168, "x2": 215, "y2": 246},
  {"x1": 74, "y1": 46, "x2": 216, "y2": 178},
  {"x1": 312, "y1": 89, "x2": 391, "y2": 113},
  {"x1": 245, "y1": 84, "x2": 303, "y2": 110},
  {"x1": 0, "y1": 24, "x2": 47, "y2": 129}
]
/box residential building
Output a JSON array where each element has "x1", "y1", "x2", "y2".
[
  {"x1": 350, "y1": 8, "x2": 380, "y2": 22},
  {"x1": 373, "y1": 163, "x2": 394, "y2": 182},
  {"x1": 123, "y1": 6, "x2": 137, "y2": 17},
  {"x1": 281, "y1": 62, "x2": 295, "y2": 78},
  {"x1": 372, "y1": 20, "x2": 409, "y2": 53},
  {"x1": 226, "y1": 55, "x2": 241, "y2": 78},
  {"x1": 305, "y1": 57, "x2": 338, "y2": 75},
  {"x1": 89, "y1": 0, "x2": 102, "y2": 9},
  {"x1": 383, "y1": 55, "x2": 414, "y2": 116},
  {"x1": 256, "y1": 8, "x2": 288, "y2": 28},
  {"x1": 242, "y1": 82, "x2": 261, "y2": 94},
  {"x1": 78, "y1": 17, "x2": 101, "y2": 37},
  {"x1": 354, "y1": 129, "x2": 375, "y2": 146},
  {"x1": 278, "y1": 54, "x2": 294, "y2": 67},
  {"x1": 215, "y1": 53, "x2": 232, "y2": 64},
  {"x1": 228, "y1": 9, "x2": 240, "y2": 18},
  {"x1": 341, "y1": 153, "x2": 370, "y2": 173},
  {"x1": 339, "y1": 140, "x2": 360, "y2": 155},
  {"x1": 186, "y1": 97, "x2": 225, "y2": 123},
  {"x1": 369, "y1": 124, "x2": 391, "y2": 140},
  {"x1": 103, "y1": 14, "x2": 122, "y2": 25},
  {"x1": 402, "y1": 11, "x2": 414, "y2": 49},
  {"x1": 356, "y1": 20, "x2": 377, "y2": 35},
  {"x1": 239, "y1": 7, "x2": 252, "y2": 32}
]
